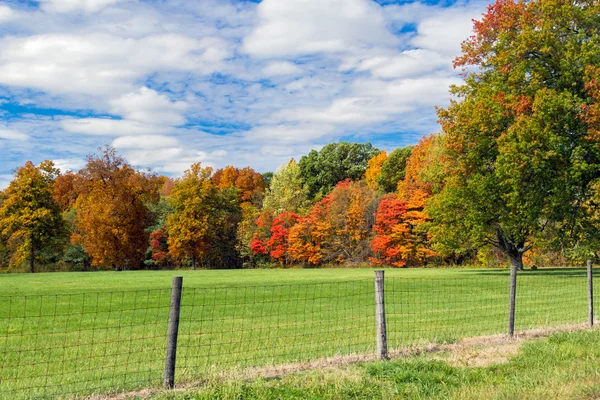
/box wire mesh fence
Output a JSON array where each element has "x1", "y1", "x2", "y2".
[{"x1": 0, "y1": 271, "x2": 596, "y2": 399}]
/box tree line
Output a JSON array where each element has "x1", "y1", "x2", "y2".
[{"x1": 2, "y1": 0, "x2": 600, "y2": 274}]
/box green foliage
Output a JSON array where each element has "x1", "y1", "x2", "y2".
[
  {"x1": 377, "y1": 146, "x2": 413, "y2": 193},
  {"x1": 262, "y1": 159, "x2": 310, "y2": 215},
  {"x1": 299, "y1": 142, "x2": 380, "y2": 198},
  {"x1": 428, "y1": 0, "x2": 600, "y2": 268}
]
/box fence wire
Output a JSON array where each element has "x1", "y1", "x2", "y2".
[{"x1": 0, "y1": 271, "x2": 595, "y2": 399}]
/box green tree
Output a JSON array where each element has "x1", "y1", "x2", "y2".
[
  {"x1": 428, "y1": 0, "x2": 600, "y2": 275},
  {"x1": 377, "y1": 146, "x2": 413, "y2": 193},
  {"x1": 262, "y1": 159, "x2": 310, "y2": 215},
  {"x1": 299, "y1": 142, "x2": 380, "y2": 198},
  {"x1": 0, "y1": 161, "x2": 66, "y2": 273}
]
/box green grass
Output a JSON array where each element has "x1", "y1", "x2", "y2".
[
  {"x1": 152, "y1": 328, "x2": 600, "y2": 400},
  {"x1": 0, "y1": 267, "x2": 595, "y2": 399}
]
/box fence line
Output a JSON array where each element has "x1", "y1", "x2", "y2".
[{"x1": 0, "y1": 270, "x2": 595, "y2": 399}]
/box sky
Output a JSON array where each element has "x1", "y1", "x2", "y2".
[{"x1": 0, "y1": 0, "x2": 491, "y2": 188}]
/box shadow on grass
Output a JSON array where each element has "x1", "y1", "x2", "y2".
[{"x1": 463, "y1": 268, "x2": 588, "y2": 278}]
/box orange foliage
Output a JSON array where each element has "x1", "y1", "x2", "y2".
[
  {"x1": 288, "y1": 180, "x2": 377, "y2": 265},
  {"x1": 53, "y1": 171, "x2": 80, "y2": 211},
  {"x1": 73, "y1": 148, "x2": 160, "y2": 270},
  {"x1": 213, "y1": 165, "x2": 266, "y2": 203}
]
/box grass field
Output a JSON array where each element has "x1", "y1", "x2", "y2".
[
  {"x1": 0, "y1": 267, "x2": 595, "y2": 399},
  {"x1": 151, "y1": 328, "x2": 600, "y2": 400}
]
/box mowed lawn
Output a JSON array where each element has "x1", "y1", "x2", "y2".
[{"x1": 0, "y1": 267, "x2": 594, "y2": 399}]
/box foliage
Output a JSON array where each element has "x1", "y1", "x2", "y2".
[
  {"x1": 212, "y1": 166, "x2": 266, "y2": 204},
  {"x1": 428, "y1": 0, "x2": 600, "y2": 270},
  {"x1": 0, "y1": 160, "x2": 66, "y2": 272},
  {"x1": 377, "y1": 146, "x2": 413, "y2": 193},
  {"x1": 365, "y1": 151, "x2": 387, "y2": 189},
  {"x1": 73, "y1": 147, "x2": 160, "y2": 270},
  {"x1": 299, "y1": 142, "x2": 380, "y2": 198},
  {"x1": 288, "y1": 180, "x2": 378, "y2": 265},
  {"x1": 262, "y1": 159, "x2": 310, "y2": 215},
  {"x1": 167, "y1": 163, "x2": 242, "y2": 269}
]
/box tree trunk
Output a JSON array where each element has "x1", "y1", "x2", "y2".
[
  {"x1": 29, "y1": 239, "x2": 35, "y2": 274},
  {"x1": 191, "y1": 256, "x2": 196, "y2": 270},
  {"x1": 508, "y1": 254, "x2": 522, "y2": 337}
]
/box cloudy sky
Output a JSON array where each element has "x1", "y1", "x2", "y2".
[{"x1": 0, "y1": 0, "x2": 489, "y2": 188}]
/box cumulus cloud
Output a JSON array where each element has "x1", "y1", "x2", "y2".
[
  {"x1": 0, "y1": 33, "x2": 230, "y2": 97},
  {"x1": 0, "y1": 0, "x2": 487, "y2": 179},
  {"x1": 112, "y1": 135, "x2": 180, "y2": 149},
  {"x1": 110, "y1": 88, "x2": 189, "y2": 126},
  {"x1": 243, "y1": 0, "x2": 397, "y2": 58},
  {"x1": 39, "y1": 0, "x2": 125, "y2": 14},
  {"x1": 53, "y1": 158, "x2": 85, "y2": 172},
  {"x1": 0, "y1": 4, "x2": 17, "y2": 22},
  {"x1": 262, "y1": 61, "x2": 302, "y2": 77},
  {"x1": 0, "y1": 128, "x2": 30, "y2": 141},
  {"x1": 61, "y1": 118, "x2": 172, "y2": 136}
]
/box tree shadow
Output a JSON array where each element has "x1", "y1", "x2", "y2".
[{"x1": 468, "y1": 268, "x2": 588, "y2": 278}]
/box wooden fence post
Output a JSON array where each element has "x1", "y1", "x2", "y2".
[
  {"x1": 374, "y1": 270, "x2": 388, "y2": 360},
  {"x1": 588, "y1": 259, "x2": 594, "y2": 327},
  {"x1": 164, "y1": 276, "x2": 183, "y2": 389}
]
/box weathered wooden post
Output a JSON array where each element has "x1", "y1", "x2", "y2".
[
  {"x1": 508, "y1": 265, "x2": 517, "y2": 337},
  {"x1": 164, "y1": 276, "x2": 183, "y2": 389},
  {"x1": 374, "y1": 270, "x2": 388, "y2": 360},
  {"x1": 588, "y1": 259, "x2": 594, "y2": 327}
]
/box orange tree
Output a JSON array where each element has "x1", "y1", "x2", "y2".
[{"x1": 73, "y1": 147, "x2": 160, "y2": 270}]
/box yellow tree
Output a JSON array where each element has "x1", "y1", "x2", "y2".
[
  {"x1": 0, "y1": 161, "x2": 66, "y2": 272},
  {"x1": 74, "y1": 147, "x2": 160, "y2": 270},
  {"x1": 167, "y1": 163, "x2": 221, "y2": 269},
  {"x1": 365, "y1": 151, "x2": 387, "y2": 189}
]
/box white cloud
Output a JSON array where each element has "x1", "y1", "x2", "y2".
[
  {"x1": 0, "y1": 4, "x2": 17, "y2": 22},
  {"x1": 110, "y1": 88, "x2": 188, "y2": 126},
  {"x1": 243, "y1": 0, "x2": 397, "y2": 58},
  {"x1": 53, "y1": 158, "x2": 85, "y2": 172},
  {"x1": 0, "y1": 128, "x2": 30, "y2": 141},
  {"x1": 0, "y1": 0, "x2": 487, "y2": 178},
  {"x1": 39, "y1": 0, "x2": 125, "y2": 14},
  {"x1": 112, "y1": 135, "x2": 180, "y2": 149},
  {"x1": 262, "y1": 61, "x2": 302, "y2": 77},
  {"x1": 61, "y1": 118, "x2": 171, "y2": 136},
  {"x1": 0, "y1": 33, "x2": 230, "y2": 97}
]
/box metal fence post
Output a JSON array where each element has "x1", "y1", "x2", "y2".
[
  {"x1": 508, "y1": 266, "x2": 517, "y2": 337},
  {"x1": 588, "y1": 259, "x2": 594, "y2": 327},
  {"x1": 374, "y1": 270, "x2": 388, "y2": 360},
  {"x1": 164, "y1": 276, "x2": 183, "y2": 389}
]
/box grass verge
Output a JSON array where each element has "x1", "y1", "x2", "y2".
[{"x1": 148, "y1": 328, "x2": 600, "y2": 400}]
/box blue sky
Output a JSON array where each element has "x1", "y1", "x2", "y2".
[{"x1": 0, "y1": 0, "x2": 490, "y2": 188}]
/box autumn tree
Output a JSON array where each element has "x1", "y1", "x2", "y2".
[
  {"x1": 365, "y1": 151, "x2": 387, "y2": 189},
  {"x1": 428, "y1": 0, "x2": 600, "y2": 278},
  {"x1": 74, "y1": 147, "x2": 160, "y2": 270},
  {"x1": 212, "y1": 166, "x2": 266, "y2": 204},
  {"x1": 0, "y1": 161, "x2": 66, "y2": 272},
  {"x1": 377, "y1": 146, "x2": 413, "y2": 193},
  {"x1": 299, "y1": 142, "x2": 380, "y2": 198},
  {"x1": 262, "y1": 159, "x2": 310, "y2": 215},
  {"x1": 288, "y1": 180, "x2": 378, "y2": 265},
  {"x1": 370, "y1": 195, "x2": 410, "y2": 267},
  {"x1": 53, "y1": 171, "x2": 80, "y2": 212},
  {"x1": 167, "y1": 163, "x2": 242, "y2": 269}
]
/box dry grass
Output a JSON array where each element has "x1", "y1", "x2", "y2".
[{"x1": 91, "y1": 323, "x2": 592, "y2": 400}]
